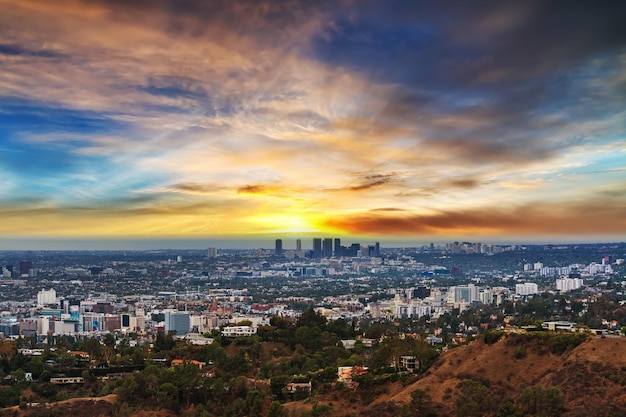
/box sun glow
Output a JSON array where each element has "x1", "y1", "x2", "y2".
[{"x1": 247, "y1": 214, "x2": 322, "y2": 234}]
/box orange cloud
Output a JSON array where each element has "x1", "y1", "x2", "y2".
[{"x1": 322, "y1": 200, "x2": 626, "y2": 236}]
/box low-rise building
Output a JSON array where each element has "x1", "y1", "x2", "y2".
[{"x1": 221, "y1": 325, "x2": 256, "y2": 337}]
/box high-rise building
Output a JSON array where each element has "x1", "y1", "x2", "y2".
[
  {"x1": 516, "y1": 283, "x2": 539, "y2": 296},
  {"x1": 334, "y1": 238, "x2": 341, "y2": 257},
  {"x1": 375, "y1": 241, "x2": 380, "y2": 257},
  {"x1": 452, "y1": 284, "x2": 479, "y2": 303},
  {"x1": 165, "y1": 311, "x2": 190, "y2": 335},
  {"x1": 37, "y1": 288, "x2": 57, "y2": 307},
  {"x1": 296, "y1": 239, "x2": 302, "y2": 251},
  {"x1": 313, "y1": 238, "x2": 322, "y2": 259},
  {"x1": 275, "y1": 239, "x2": 283, "y2": 256},
  {"x1": 207, "y1": 247, "x2": 217, "y2": 258},
  {"x1": 323, "y1": 238, "x2": 333, "y2": 258},
  {"x1": 19, "y1": 261, "x2": 32, "y2": 276},
  {"x1": 414, "y1": 286, "x2": 431, "y2": 299},
  {"x1": 556, "y1": 278, "x2": 583, "y2": 292},
  {"x1": 340, "y1": 243, "x2": 361, "y2": 257}
]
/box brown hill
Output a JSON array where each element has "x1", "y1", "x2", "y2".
[
  {"x1": 286, "y1": 334, "x2": 626, "y2": 417},
  {"x1": 373, "y1": 335, "x2": 626, "y2": 417}
]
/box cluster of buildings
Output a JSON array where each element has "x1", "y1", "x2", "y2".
[
  {"x1": 2, "y1": 260, "x2": 35, "y2": 278},
  {"x1": 523, "y1": 257, "x2": 615, "y2": 277},
  {"x1": 1, "y1": 245, "x2": 622, "y2": 343},
  {"x1": 272, "y1": 238, "x2": 381, "y2": 260},
  {"x1": 0, "y1": 287, "x2": 273, "y2": 341},
  {"x1": 366, "y1": 284, "x2": 510, "y2": 320}
]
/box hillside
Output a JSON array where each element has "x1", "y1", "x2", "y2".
[
  {"x1": 379, "y1": 335, "x2": 626, "y2": 416},
  {"x1": 4, "y1": 335, "x2": 626, "y2": 416},
  {"x1": 286, "y1": 334, "x2": 626, "y2": 417}
]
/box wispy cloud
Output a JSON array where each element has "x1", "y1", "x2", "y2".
[{"x1": 0, "y1": 0, "x2": 625, "y2": 241}]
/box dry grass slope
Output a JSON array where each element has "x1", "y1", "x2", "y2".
[{"x1": 370, "y1": 335, "x2": 626, "y2": 417}]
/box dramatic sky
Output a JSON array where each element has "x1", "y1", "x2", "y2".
[{"x1": 1, "y1": 0, "x2": 625, "y2": 249}]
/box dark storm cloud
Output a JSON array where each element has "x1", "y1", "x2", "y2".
[
  {"x1": 312, "y1": 0, "x2": 626, "y2": 168},
  {"x1": 322, "y1": 0, "x2": 626, "y2": 86}
]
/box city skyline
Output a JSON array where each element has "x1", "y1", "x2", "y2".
[{"x1": 1, "y1": 1, "x2": 626, "y2": 248}]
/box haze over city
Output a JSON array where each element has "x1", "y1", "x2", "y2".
[{"x1": 1, "y1": 0, "x2": 625, "y2": 249}]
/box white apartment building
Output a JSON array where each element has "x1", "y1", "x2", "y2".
[
  {"x1": 37, "y1": 289, "x2": 57, "y2": 307},
  {"x1": 556, "y1": 278, "x2": 583, "y2": 292},
  {"x1": 516, "y1": 282, "x2": 539, "y2": 296}
]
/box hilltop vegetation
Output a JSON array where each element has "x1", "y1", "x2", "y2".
[{"x1": 2, "y1": 323, "x2": 626, "y2": 417}]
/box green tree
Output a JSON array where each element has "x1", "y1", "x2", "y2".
[
  {"x1": 84, "y1": 337, "x2": 102, "y2": 360},
  {"x1": 311, "y1": 403, "x2": 333, "y2": 417},
  {"x1": 456, "y1": 380, "x2": 493, "y2": 417},
  {"x1": 103, "y1": 333, "x2": 116, "y2": 348},
  {"x1": 297, "y1": 308, "x2": 327, "y2": 328},
  {"x1": 518, "y1": 386, "x2": 564, "y2": 417},
  {"x1": 296, "y1": 326, "x2": 323, "y2": 351},
  {"x1": 364, "y1": 323, "x2": 388, "y2": 340},
  {"x1": 270, "y1": 375, "x2": 288, "y2": 400},
  {"x1": 267, "y1": 400, "x2": 288, "y2": 417},
  {"x1": 172, "y1": 364, "x2": 200, "y2": 407},
  {"x1": 496, "y1": 400, "x2": 521, "y2": 417},
  {"x1": 270, "y1": 316, "x2": 293, "y2": 329},
  {"x1": 154, "y1": 332, "x2": 176, "y2": 352},
  {"x1": 410, "y1": 388, "x2": 437, "y2": 417},
  {"x1": 157, "y1": 382, "x2": 179, "y2": 411}
]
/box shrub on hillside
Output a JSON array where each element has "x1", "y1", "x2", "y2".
[
  {"x1": 483, "y1": 331, "x2": 505, "y2": 345},
  {"x1": 505, "y1": 332, "x2": 588, "y2": 355}
]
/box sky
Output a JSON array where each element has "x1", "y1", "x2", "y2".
[{"x1": 0, "y1": 0, "x2": 625, "y2": 249}]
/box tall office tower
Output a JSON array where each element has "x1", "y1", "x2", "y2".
[
  {"x1": 164, "y1": 311, "x2": 190, "y2": 335},
  {"x1": 296, "y1": 239, "x2": 302, "y2": 251},
  {"x1": 313, "y1": 238, "x2": 322, "y2": 259},
  {"x1": 473, "y1": 242, "x2": 482, "y2": 253},
  {"x1": 207, "y1": 247, "x2": 217, "y2": 258},
  {"x1": 414, "y1": 286, "x2": 431, "y2": 299},
  {"x1": 323, "y1": 238, "x2": 333, "y2": 258},
  {"x1": 19, "y1": 261, "x2": 32, "y2": 276},
  {"x1": 375, "y1": 241, "x2": 380, "y2": 257},
  {"x1": 334, "y1": 238, "x2": 342, "y2": 257},
  {"x1": 275, "y1": 239, "x2": 283, "y2": 256}
]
